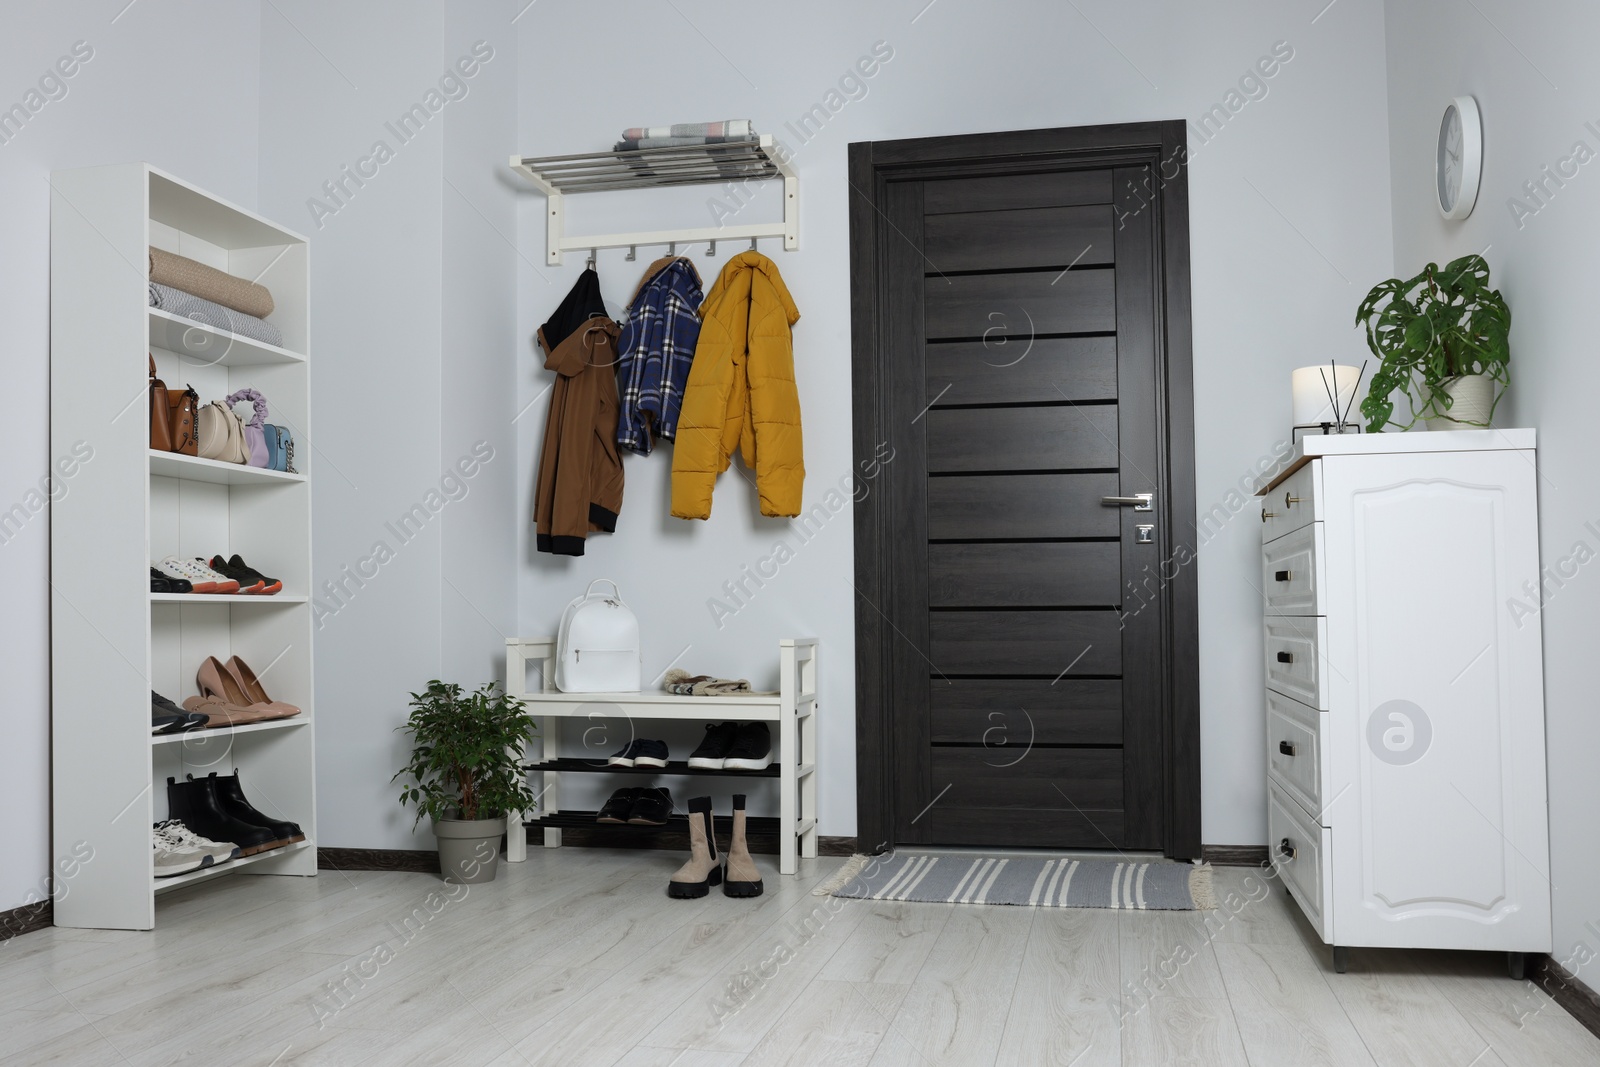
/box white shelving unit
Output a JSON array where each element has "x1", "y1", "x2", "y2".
[
  {"x1": 504, "y1": 637, "x2": 819, "y2": 874},
  {"x1": 51, "y1": 164, "x2": 317, "y2": 929}
]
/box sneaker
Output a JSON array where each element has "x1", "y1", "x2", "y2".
[
  {"x1": 157, "y1": 556, "x2": 239, "y2": 595},
  {"x1": 205, "y1": 555, "x2": 264, "y2": 594},
  {"x1": 597, "y1": 787, "x2": 641, "y2": 823},
  {"x1": 209, "y1": 554, "x2": 282, "y2": 595},
  {"x1": 607, "y1": 740, "x2": 641, "y2": 767},
  {"x1": 154, "y1": 819, "x2": 238, "y2": 866},
  {"x1": 152, "y1": 691, "x2": 206, "y2": 734},
  {"x1": 150, "y1": 567, "x2": 191, "y2": 594},
  {"x1": 631, "y1": 740, "x2": 669, "y2": 767},
  {"x1": 687, "y1": 723, "x2": 739, "y2": 770},
  {"x1": 627, "y1": 787, "x2": 674, "y2": 826},
  {"x1": 723, "y1": 723, "x2": 772, "y2": 771},
  {"x1": 230, "y1": 554, "x2": 283, "y2": 595},
  {"x1": 152, "y1": 827, "x2": 209, "y2": 877}
]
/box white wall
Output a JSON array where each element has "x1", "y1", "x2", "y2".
[
  {"x1": 0, "y1": 1, "x2": 262, "y2": 916},
  {"x1": 512, "y1": 0, "x2": 1397, "y2": 841},
  {"x1": 1383, "y1": 0, "x2": 1600, "y2": 985},
  {"x1": 257, "y1": 0, "x2": 519, "y2": 854},
  {"x1": 0, "y1": 0, "x2": 1405, "y2": 916}
]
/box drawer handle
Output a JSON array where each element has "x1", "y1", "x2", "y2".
[
  {"x1": 1276, "y1": 651, "x2": 1294, "y2": 664},
  {"x1": 1279, "y1": 837, "x2": 1297, "y2": 859},
  {"x1": 1274, "y1": 569, "x2": 1291, "y2": 582},
  {"x1": 1261, "y1": 507, "x2": 1276, "y2": 523},
  {"x1": 1278, "y1": 740, "x2": 1297, "y2": 757},
  {"x1": 1285, "y1": 491, "x2": 1302, "y2": 508}
]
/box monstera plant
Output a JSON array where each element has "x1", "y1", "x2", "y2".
[{"x1": 1355, "y1": 254, "x2": 1511, "y2": 432}]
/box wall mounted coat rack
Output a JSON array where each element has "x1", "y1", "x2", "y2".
[{"x1": 510, "y1": 134, "x2": 798, "y2": 266}]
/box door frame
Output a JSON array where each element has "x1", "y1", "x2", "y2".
[{"x1": 848, "y1": 121, "x2": 1201, "y2": 858}]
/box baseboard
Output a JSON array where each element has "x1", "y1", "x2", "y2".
[
  {"x1": 317, "y1": 847, "x2": 440, "y2": 874},
  {"x1": 1533, "y1": 954, "x2": 1600, "y2": 1040},
  {"x1": 0, "y1": 898, "x2": 53, "y2": 941},
  {"x1": 818, "y1": 836, "x2": 857, "y2": 857},
  {"x1": 1201, "y1": 844, "x2": 1270, "y2": 866}
]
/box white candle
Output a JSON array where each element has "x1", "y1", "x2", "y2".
[{"x1": 1293, "y1": 365, "x2": 1360, "y2": 427}]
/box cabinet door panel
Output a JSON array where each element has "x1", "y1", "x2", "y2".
[{"x1": 1320, "y1": 449, "x2": 1550, "y2": 951}]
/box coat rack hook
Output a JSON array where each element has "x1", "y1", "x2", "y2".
[
  {"x1": 749, "y1": 237, "x2": 758, "y2": 252},
  {"x1": 668, "y1": 241, "x2": 675, "y2": 256},
  {"x1": 706, "y1": 240, "x2": 717, "y2": 257},
  {"x1": 586, "y1": 248, "x2": 596, "y2": 270},
  {"x1": 625, "y1": 245, "x2": 636, "y2": 262}
]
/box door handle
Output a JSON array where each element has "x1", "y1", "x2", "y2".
[
  {"x1": 1279, "y1": 837, "x2": 1297, "y2": 859},
  {"x1": 1275, "y1": 570, "x2": 1291, "y2": 582},
  {"x1": 1101, "y1": 493, "x2": 1153, "y2": 512},
  {"x1": 1276, "y1": 651, "x2": 1294, "y2": 664},
  {"x1": 1279, "y1": 741, "x2": 1297, "y2": 757}
]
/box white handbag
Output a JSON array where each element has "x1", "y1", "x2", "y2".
[{"x1": 555, "y1": 579, "x2": 641, "y2": 693}]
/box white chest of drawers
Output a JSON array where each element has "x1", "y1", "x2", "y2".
[{"x1": 1256, "y1": 430, "x2": 1550, "y2": 975}]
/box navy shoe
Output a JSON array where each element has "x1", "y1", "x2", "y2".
[
  {"x1": 631, "y1": 739, "x2": 669, "y2": 767},
  {"x1": 607, "y1": 740, "x2": 641, "y2": 767}
]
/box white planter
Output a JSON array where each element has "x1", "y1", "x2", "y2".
[{"x1": 1426, "y1": 374, "x2": 1496, "y2": 430}]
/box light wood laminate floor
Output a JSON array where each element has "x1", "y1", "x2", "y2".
[{"x1": 3, "y1": 850, "x2": 1595, "y2": 1066}]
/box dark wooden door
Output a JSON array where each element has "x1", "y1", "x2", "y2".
[{"x1": 851, "y1": 125, "x2": 1199, "y2": 857}]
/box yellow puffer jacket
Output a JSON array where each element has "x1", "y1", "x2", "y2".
[{"x1": 671, "y1": 252, "x2": 803, "y2": 519}]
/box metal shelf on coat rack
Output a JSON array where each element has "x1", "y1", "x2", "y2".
[{"x1": 509, "y1": 134, "x2": 798, "y2": 266}]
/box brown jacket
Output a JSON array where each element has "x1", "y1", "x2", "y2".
[{"x1": 534, "y1": 315, "x2": 624, "y2": 555}]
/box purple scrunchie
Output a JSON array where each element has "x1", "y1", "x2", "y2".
[{"x1": 225, "y1": 388, "x2": 268, "y2": 429}]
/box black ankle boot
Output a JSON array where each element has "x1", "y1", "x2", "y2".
[
  {"x1": 166, "y1": 776, "x2": 282, "y2": 856},
  {"x1": 196, "y1": 771, "x2": 304, "y2": 843}
]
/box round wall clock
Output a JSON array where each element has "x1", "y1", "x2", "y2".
[{"x1": 1436, "y1": 95, "x2": 1483, "y2": 220}]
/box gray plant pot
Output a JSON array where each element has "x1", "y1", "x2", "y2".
[{"x1": 433, "y1": 816, "x2": 503, "y2": 884}]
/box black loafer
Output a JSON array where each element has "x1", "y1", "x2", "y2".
[
  {"x1": 597, "y1": 787, "x2": 641, "y2": 823},
  {"x1": 627, "y1": 787, "x2": 673, "y2": 826}
]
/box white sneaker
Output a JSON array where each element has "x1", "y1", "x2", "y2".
[
  {"x1": 157, "y1": 556, "x2": 240, "y2": 594},
  {"x1": 153, "y1": 829, "x2": 209, "y2": 878},
  {"x1": 155, "y1": 820, "x2": 237, "y2": 866}
]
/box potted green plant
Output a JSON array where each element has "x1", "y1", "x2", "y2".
[
  {"x1": 394, "y1": 680, "x2": 537, "y2": 884},
  {"x1": 1355, "y1": 253, "x2": 1511, "y2": 432}
]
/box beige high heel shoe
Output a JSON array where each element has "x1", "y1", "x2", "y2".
[
  {"x1": 195, "y1": 656, "x2": 294, "y2": 723},
  {"x1": 224, "y1": 656, "x2": 300, "y2": 718}
]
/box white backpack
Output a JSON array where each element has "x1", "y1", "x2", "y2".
[{"x1": 555, "y1": 579, "x2": 641, "y2": 693}]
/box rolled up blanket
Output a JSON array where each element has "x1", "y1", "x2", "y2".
[
  {"x1": 149, "y1": 247, "x2": 275, "y2": 319},
  {"x1": 149, "y1": 282, "x2": 284, "y2": 349}
]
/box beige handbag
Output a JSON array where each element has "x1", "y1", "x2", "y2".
[{"x1": 196, "y1": 400, "x2": 248, "y2": 464}]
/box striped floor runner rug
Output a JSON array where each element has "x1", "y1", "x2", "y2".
[{"x1": 815, "y1": 853, "x2": 1214, "y2": 910}]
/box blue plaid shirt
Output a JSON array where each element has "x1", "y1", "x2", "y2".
[{"x1": 617, "y1": 259, "x2": 704, "y2": 454}]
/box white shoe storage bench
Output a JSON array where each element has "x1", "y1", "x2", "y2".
[{"x1": 502, "y1": 637, "x2": 819, "y2": 875}]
